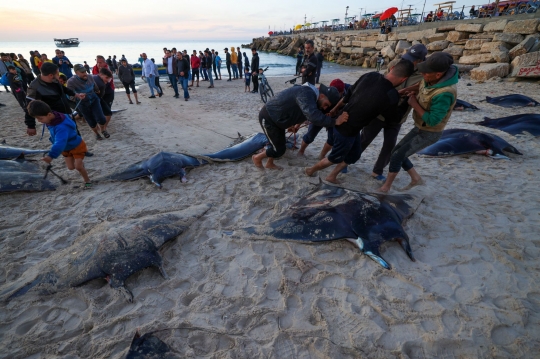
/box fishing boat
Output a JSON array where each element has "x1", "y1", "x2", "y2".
[
  {"x1": 54, "y1": 38, "x2": 80, "y2": 48},
  {"x1": 132, "y1": 64, "x2": 168, "y2": 76}
]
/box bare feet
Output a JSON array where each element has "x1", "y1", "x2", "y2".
[
  {"x1": 252, "y1": 154, "x2": 264, "y2": 169},
  {"x1": 399, "y1": 178, "x2": 425, "y2": 191},
  {"x1": 304, "y1": 167, "x2": 316, "y2": 177},
  {"x1": 377, "y1": 186, "x2": 390, "y2": 193},
  {"x1": 266, "y1": 162, "x2": 283, "y2": 170},
  {"x1": 297, "y1": 151, "x2": 305, "y2": 157},
  {"x1": 325, "y1": 175, "x2": 342, "y2": 184}
]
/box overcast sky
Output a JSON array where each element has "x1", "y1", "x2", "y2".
[{"x1": 1, "y1": 0, "x2": 482, "y2": 41}]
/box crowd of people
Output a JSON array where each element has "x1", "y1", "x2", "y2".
[
  {"x1": 253, "y1": 41, "x2": 458, "y2": 194},
  {"x1": 1, "y1": 39, "x2": 457, "y2": 194}
]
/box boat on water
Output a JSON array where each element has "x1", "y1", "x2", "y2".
[
  {"x1": 132, "y1": 64, "x2": 168, "y2": 76},
  {"x1": 54, "y1": 38, "x2": 80, "y2": 48}
]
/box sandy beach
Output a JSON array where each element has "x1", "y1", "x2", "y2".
[{"x1": 1, "y1": 70, "x2": 540, "y2": 358}]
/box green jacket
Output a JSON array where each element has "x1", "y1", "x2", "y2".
[{"x1": 420, "y1": 65, "x2": 459, "y2": 127}]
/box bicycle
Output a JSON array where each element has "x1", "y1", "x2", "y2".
[{"x1": 258, "y1": 67, "x2": 274, "y2": 103}]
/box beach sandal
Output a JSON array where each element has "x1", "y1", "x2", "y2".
[
  {"x1": 136, "y1": 101, "x2": 141, "y2": 104},
  {"x1": 373, "y1": 175, "x2": 386, "y2": 182},
  {"x1": 84, "y1": 183, "x2": 93, "y2": 190},
  {"x1": 129, "y1": 101, "x2": 133, "y2": 104},
  {"x1": 102, "y1": 130, "x2": 110, "y2": 139},
  {"x1": 96, "y1": 133, "x2": 103, "y2": 141}
]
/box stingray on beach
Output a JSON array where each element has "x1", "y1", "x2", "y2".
[
  {"x1": 0, "y1": 204, "x2": 211, "y2": 303},
  {"x1": 475, "y1": 114, "x2": 540, "y2": 137},
  {"x1": 239, "y1": 181, "x2": 422, "y2": 270},
  {"x1": 0, "y1": 155, "x2": 56, "y2": 193},
  {"x1": 418, "y1": 129, "x2": 522, "y2": 159},
  {"x1": 482, "y1": 94, "x2": 539, "y2": 108}
]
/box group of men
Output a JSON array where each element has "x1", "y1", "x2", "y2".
[{"x1": 253, "y1": 42, "x2": 458, "y2": 193}]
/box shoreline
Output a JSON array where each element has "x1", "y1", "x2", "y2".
[{"x1": 1, "y1": 69, "x2": 540, "y2": 358}]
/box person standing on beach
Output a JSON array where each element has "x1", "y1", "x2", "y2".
[
  {"x1": 138, "y1": 54, "x2": 144, "y2": 66},
  {"x1": 205, "y1": 50, "x2": 214, "y2": 88},
  {"x1": 112, "y1": 55, "x2": 118, "y2": 74},
  {"x1": 52, "y1": 49, "x2": 73, "y2": 79},
  {"x1": 26, "y1": 63, "x2": 86, "y2": 138},
  {"x1": 83, "y1": 61, "x2": 91, "y2": 73},
  {"x1": 176, "y1": 52, "x2": 190, "y2": 101},
  {"x1": 315, "y1": 49, "x2": 324, "y2": 84},
  {"x1": 118, "y1": 59, "x2": 140, "y2": 104},
  {"x1": 360, "y1": 44, "x2": 427, "y2": 182},
  {"x1": 295, "y1": 46, "x2": 304, "y2": 76},
  {"x1": 16, "y1": 54, "x2": 35, "y2": 84},
  {"x1": 150, "y1": 58, "x2": 163, "y2": 95},
  {"x1": 230, "y1": 47, "x2": 239, "y2": 79},
  {"x1": 243, "y1": 52, "x2": 250, "y2": 70},
  {"x1": 140, "y1": 53, "x2": 162, "y2": 98},
  {"x1": 2, "y1": 53, "x2": 27, "y2": 91},
  {"x1": 92, "y1": 55, "x2": 116, "y2": 94},
  {"x1": 106, "y1": 56, "x2": 113, "y2": 69},
  {"x1": 190, "y1": 50, "x2": 200, "y2": 87},
  {"x1": 29, "y1": 51, "x2": 40, "y2": 76},
  {"x1": 236, "y1": 47, "x2": 243, "y2": 79},
  {"x1": 224, "y1": 48, "x2": 232, "y2": 82},
  {"x1": 93, "y1": 67, "x2": 115, "y2": 134},
  {"x1": 250, "y1": 47, "x2": 259, "y2": 94},
  {"x1": 211, "y1": 49, "x2": 218, "y2": 80},
  {"x1": 163, "y1": 50, "x2": 179, "y2": 98},
  {"x1": 304, "y1": 60, "x2": 414, "y2": 183},
  {"x1": 215, "y1": 51, "x2": 222, "y2": 80},
  {"x1": 6, "y1": 65, "x2": 32, "y2": 122},
  {"x1": 252, "y1": 83, "x2": 345, "y2": 170},
  {"x1": 67, "y1": 64, "x2": 110, "y2": 140},
  {"x1": 199, "y1": 51, "x2": 208, "y2": 81},
  {"x1": 300, "y1": 40, "x2": 318, "y2": 85},
  {"x1": 378, "y1": 53, "x2": 458, "y2": 193},
  {"x1": 33, "y1": 51, "x2": 43, "y2": 71}
]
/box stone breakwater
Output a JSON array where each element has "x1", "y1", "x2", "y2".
[{"x1": 249, "y1": 18, "x2": 540, "y2": 81}]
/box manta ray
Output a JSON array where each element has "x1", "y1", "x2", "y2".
[
  {"x1": 475, "y1": 114, "x2": 540, "y2": 136},
  {"x1": 482, "y1": 94, "x2": 539, "y2": 108},
  {"x1": 0, "y1": 155, "x2": 56, "y2": 193},
  {"x1": 0, "y1": 143, "x2": 49, "y2": 160},
  {"x1": 99, "y1": 133, "x2": 269, "y2": 187},
  {"x1": 0, "y1": 204, "x2": 211, "y2": 302},
  {"x1": 240, "y1": 182, "x2": 421, "y2": 270},
  {"x1": 453, "y1": 99, "x2": 479, "y2": 111},
  {"x1": 418, "y1": 129, "x2": 522, "y2": 159}
]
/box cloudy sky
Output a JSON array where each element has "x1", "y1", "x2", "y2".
[{"x1": 2, "y1": 0, "x2": 480, "y2": 41}]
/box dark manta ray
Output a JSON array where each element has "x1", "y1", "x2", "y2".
[
  {"x1": 418, "y1": 129, "x2": 522, "y2": 159},
  {"x1": 475, "y1": 114, "x2": 540, "y2": 136},
  {"x1": 454, "y1": 99, "x2": 479, "y2": 111},
  {"x1": 0, "y1": 155, "x2": 56, "y2": 193},
  {"x1": 483, "y1": 94, "x2": 539, "y2": 108},
  {"x1": 242, "y1": 182, "x2": 421, "y2": 269},
  {"x1": 0, "y1": 144, "x2": 49, "y2": 160},
  {"x1": 100, "y1": 133, "x2": 268, "y2": 187},
  {"x1": 126, "y1": 330, "x2": 180, "y2": 359},
  {"x1": 0, "y1": 204, "x2": 210, "y2": 302}
]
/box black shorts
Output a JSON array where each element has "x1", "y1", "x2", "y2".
[
  {"x1": 327, "y1": 129, "x2": 362, "y2": 165},
  {"x1": 100, "y1": 93, "x2": 114, "y2": 116},
  {"x1": 259, "y1": 106, "x2": 286, "y2": 158},
  {"x1": 192, "y1": 68, "x2": 199, "y2": 80},
  {"x1": 122, "y1": 81, "x2": 137, "y2": 94}
]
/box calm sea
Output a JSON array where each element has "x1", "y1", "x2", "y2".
[{"x1": 0, "y1": 41, "x2": 355, "y2": 77}]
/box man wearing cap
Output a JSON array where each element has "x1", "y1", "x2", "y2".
[
  {"x1": 360, "y1": 44, "x2": 427, "y2": 182},
  {"x1": 305, "y1": 60, "x2": 414, "y2": 183},
  {"x1": 252, "y1": 83, "x2": 347, "y2": 170},
  {"x1": 67, "y1": 64, "x2": 110, "y2": 140},
  {"x1": 379, "y1": 52, "x2": 458, "y2": 193}
]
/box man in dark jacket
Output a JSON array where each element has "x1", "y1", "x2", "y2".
[
  {"x1": 236, "y1": 46, "x2": 243, "y2": 79},
  {"x1": 300, "y1": 40, "x2": 318, "y2": 85},
  {"x1": 305, "y1": 60, "x2": 414, "y2": 183},
  {"x1": 315, "y1": 49, "x2": 324, "y2": 84},
  {"x1": 176, "y1": 52, "x2": 190, "y2": 101},
  {"x1": 26, "y1": 62, "x2": 86, "y2": 136},
  {"x1": 252, "y1": 83, "x2": 346, "y2": 170},
  {"x1": 224, "y1": 48, "x2": 232, "y2": 82},
  {"x1": 163, "y1": 49, "x2": 179, "y2": 98},
  {"x1": 250, "y1": 47, "x2": 259, "y2": 94}
]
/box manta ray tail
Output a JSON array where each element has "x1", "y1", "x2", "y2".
[{"x1": 397, "y1": 237, "x2": 415, "y2": 262}]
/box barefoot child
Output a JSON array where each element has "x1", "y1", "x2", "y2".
[{"x1": 27, "y1": 100, "x2": 92, "y2": 189}]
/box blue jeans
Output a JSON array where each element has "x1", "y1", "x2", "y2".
[
  {"x1": 168, "y1": 74, "x2": 179, "y2": 96},
  {"x1": 216, "y1": 65, "x2": 221, "y2": 78},
  {"x1": 201, "y1": 68, "x2": 208, "y2": 80},
  {"x1": 79, "y1": 97, "x2": 106, "y2": 129},
  {"x1": 146, "y1": 75, "x2": 161, "y2": 95},
  {"x1": 207, "y1": 69, "x2": 214, "y2": 85},
  {"x1": 178, "y1": 77, "x2": 189, "y2": 99},
  {"x1": 232, "y1": 64, "x2": 239, "y2": 78}
]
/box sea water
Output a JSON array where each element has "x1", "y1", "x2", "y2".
[{"x1": 0, "y1": 40, "x2": 356, "y2": 77}]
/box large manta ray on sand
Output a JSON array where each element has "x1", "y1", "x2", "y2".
[
  {"x1": 0, "y1": 205, "x2": 211, "y2": 303},
  {"x1": 482, "y1": 94, "x2": 539, "y2": 108},
  {"x1": 0, "y1": 155, "x2": 56, "y2": 193},
  {"x1": 240, "y1": 182, "x2": 422, "y2": 270},
  {"x1": 475, "y1": 114, "x2": 540, "y2": 137}
]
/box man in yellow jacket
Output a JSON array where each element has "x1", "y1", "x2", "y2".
[
  {"x1": 379, "y1": 52, "x2": 458, "y2": 193},
  {"x1": 230, "y1": 47, "x2": 239, "y2": 79}
]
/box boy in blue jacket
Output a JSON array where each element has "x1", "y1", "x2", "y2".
[{"x1": 27, "y1": 100, "x2": 92, "y2": 189}]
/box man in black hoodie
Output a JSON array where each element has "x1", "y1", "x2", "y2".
[
  {"x1": 252, "y1": 83, "x2": 346, "y2": 170},
  {"x1": 224, "y1": 48, "x2": 232, "y2": 82},
  {"x1": 250, "y1": 47, "x2": 259, "y2": 94}
]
